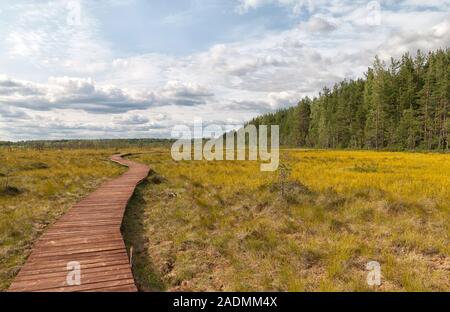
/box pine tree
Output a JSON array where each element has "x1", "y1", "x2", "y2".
[
  {"x1": 397, "y1": 109, "x2": 421, "y2": 149},
  {"x1": 297, "y1": 98, "x2": 311, "y2": 146},
  {"x1": 249, "y1": 48, "x2": 449, "y2": 152},
  {"x1": 365, "y1": 56, "x2": 390, "y2": 149},
  {"x1": 418, "y1": 52, "x2": 436, "y2": 149},
  {"x1": 434, "y1": 50, "x2": 449, "y2": 150}
]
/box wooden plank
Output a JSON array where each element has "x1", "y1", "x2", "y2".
[
  {"x1": 8, "y1": 154, "x2": 149, "y2": 292},
  {"x1": 35, "y1": 279, "x2": 137, "y2": 292},
  {"x1": 16, "y1": 259, "x2": 132, "y2": 277},
  {"x1": 10, "y1": 269, "x2": 135, "y2": 291},
  {"x1": 18, "y1": 251, "x2": 129, "y2": 271},
  {"x1": 36, "y1": 236, "x2": 124, "y2": 248},
  {"x1": 11, "y1": 266, "x2": 134, "y2": 286}
]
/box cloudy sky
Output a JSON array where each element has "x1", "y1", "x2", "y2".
[{"x1": 0, "y1": 0, "x2": 449, "y2": 141}]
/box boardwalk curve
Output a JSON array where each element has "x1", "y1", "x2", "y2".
[{"x1": 8, "y1": 154, "x2": 150, "y2": 292}]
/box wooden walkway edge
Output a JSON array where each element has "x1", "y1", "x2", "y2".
[{"x1": 8, "y1": 154, "x2": 150, "y2": 292}]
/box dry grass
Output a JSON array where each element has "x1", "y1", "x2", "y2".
[
  {"x1": 0, "y1": 148, "x2": 125, "y2": 290},
  {"x1": 123, "y1": 149, "x2": 449, "y2": 292},
  {"x1": 1, "y1": 146, "x2": 448, "y2": 292}
]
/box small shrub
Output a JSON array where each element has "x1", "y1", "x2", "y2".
[
  {"x1": 192, "y1": 180, "x2": 203, "y2": 188},
  {"x1": 350, "y1": 163, "x2": 378, "y2": 173},
  {"x1": 378, "y1": 199, "x2": 410, "y2": 214},
  {"x1": 242, "y1": 225, "x2": 278, "y2": 252},
  {"x1": 353, "y1": 187, "x2": 386, "y2": 199},
  {"x1": 22, "y1": 162, "x2": 50, "y2": 170},
  {"x1": 149, "y1": 174, "x2": 166, "y2": 184},
  {"x1": 358, "y1": 207, "x2": 375, "y2": 221},
  {"x1": 0, "y1": 186, "x2": 23, "y2": 196},
  {"x1": 270, "y1": 181, "x2": 312, "y2": 195},
  {"x1": 317, "y1": 188, "x2": 346, "y2": 210},
  {"x1": 148, "y1": 170, "x2": 167, "y2": 184},
  {"x1": 301, "y1": 249, "x2": 324, "y2": 268},
  {"x1": 330, "y1": 219, "x2": 350, "y2": 232},
  {"x1": 268, "y1": 180, "x2": 314, "y2": 204}
]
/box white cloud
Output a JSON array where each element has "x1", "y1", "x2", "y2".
[
  {"x1": 299, "y1": 17, "x2": 336, "y2": 33},
  {"x1": 1, "y1": 0, "x2": 449, "y2": 140},
  {"x1": 114, "y1": 114, "x2": 149, "y2": 125},
  {"x1": 2, "y1": 1, "x2": 112, "y2": 75},
  {"x1": 236, "y1": 0, "x2": 270, "y2": 13},
  {"x1": 0, "y1": 76, "x2": 218, "y2": 117},
  {"x1": 0, "y1": 76, "x2": 151, "y2": 114},
  {"x1": 236, "y1": 0, "x2": 316, "y2": 15},
  {"x1": 157, "y1": 80, "x2": 214, "y2": 106}
]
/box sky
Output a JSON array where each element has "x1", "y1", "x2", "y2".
[{"x1": 0, "y1": 0, "x2": 449, "y2": 141}]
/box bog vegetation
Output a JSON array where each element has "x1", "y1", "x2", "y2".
[
  {"x1": 250, "y1": 49, "x2": 450, "y2": 151},
  {"x1": 123, "y1": 149, "x2": 449, "y2": 292},
  {"x1": 0, "y1": 148, "x2": 125, "y2": 290},
  {"x1": 0, "y1": 143, "x2": 448, "y2": 292}
]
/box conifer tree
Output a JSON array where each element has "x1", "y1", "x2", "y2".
[{"x1": 249, "y1": 48, "x2": 449, "y2": 152}]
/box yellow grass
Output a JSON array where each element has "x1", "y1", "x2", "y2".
[
  {"x1": 124, "y1": 148, "x2": 449, "y2": 291},
  {"x1": 0, "y1": 147, "x2": 448, "y2": 292},
  {"x1": 0, "y1": 148, "x2": 125, "y2": 290}
]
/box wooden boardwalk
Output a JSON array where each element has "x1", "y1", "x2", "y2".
[{"x1": 8, "y1": 154, "x2": 150, "y2": 292}]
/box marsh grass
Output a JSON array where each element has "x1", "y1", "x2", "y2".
[
  {"x1": 124, "y1": 149, "x2": 449, "y2": 291},
  {"x1": 121, "y1": 180, "x2": 165, "y2": 291},
  {"x1": 1, "y1": 146, "x2": 448, "y2": 292},
  {"x1": 0, "y1": 147, "x2": 125, "y2": 290}
]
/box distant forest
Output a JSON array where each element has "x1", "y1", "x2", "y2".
[
  {"x1": 0, "y1": 139, "x2": 173, "y2": 149},
  {"x1": 250, "y1": 48, "x2": 449, "y2": 151}
]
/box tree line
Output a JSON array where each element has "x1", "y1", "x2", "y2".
[
  {"x1": 0, "y1": 139, "x2": 174, "y2": 150},
  {"x1": 249, "y1": 48, "x2": 449, "y2": 151}
]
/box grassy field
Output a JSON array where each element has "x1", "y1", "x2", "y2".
[
  {"x1": 0, "y1": 147, "x2": 448, "y2": 292},
  {"x1": 123, "y1": 149, "x2": 449, "y2": 292},
  {"x1": 0, "y1": 148, "x2": 125, "y2": 290}
]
